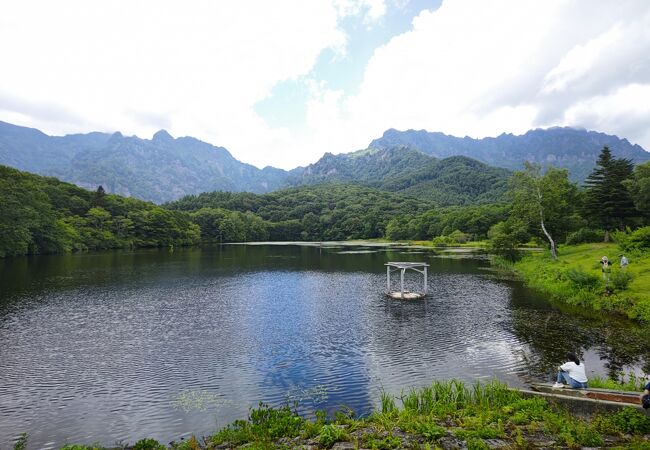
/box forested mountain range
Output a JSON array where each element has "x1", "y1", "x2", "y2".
[
  {"x1": 0, "y1": 121, "x2": 287, "y2": 203},
  {"x1": 370, "y1": 127, "x2": 650, "y2": 181},
  {"x1": 289, "y1": 147, "x2": 510, "y2": 205},
  {"x1": 2, "y1": 120, "x2": 648, "y2": 204}
]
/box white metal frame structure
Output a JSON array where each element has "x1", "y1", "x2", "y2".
[{"x1": 384, "y1": 261, "x2": 429, "y2": 299}]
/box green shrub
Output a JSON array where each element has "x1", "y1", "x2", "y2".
[
  {"x1": 362, "y1": 433, "x2": 402, "y2": 449},
  {"x1": 170, "y1": 436, "x2": 201, "y2": 450},
  {"x1": 318, "y1": 424, "x2": 347, "y2": 448},
  {"x1": 412, "y1": 422, "x2": 446, "y2": 442},
  {"x1": 301, "y1": 410, "x2": 327, "y2": 439},
  {"x1": 248, "y1": 403, "x2": 303, "y2": 439},
  {"x1": 618, "y1": 439, "x2": 650, "y2": 450},
  {"x1": 210, "y1": 403, "x2": 303, "y2": 446},
  {"x1": 503, "y1": 398, "x2": 547, "y2": 425},
  {"x1": 448, "y1": 229, "x2": 470, "y2": 244},
  {"x1": 564, "y1": 268, "x2": 601, "y2": 290},
  {"x1": 610, "y1": 270, "x2": 634, "y2": 291},
  {"x1": 555, "y1": 421, "x2": 603, "y2": 448},
  {"x1": 617, "y1": 226, "x2": 650, "y2": 251},
  {"x1": 133, "y1": 438, "x2": 166, "y2": 450},
  {"x1": 608, "y1": 407, "x2": 650, "y2": 434},
  {"x1": 431, "y1": 235, "x2": 453, "y2": 246},
  {"x1": 467, "y1": 438, "x2": 491, "y2": 450},
  {"x1": 565, "y1": 228, "x2": 605, "y2": 245},
  {"x1": 488, "y1": 220, "x2": 529, "y2": 262}
]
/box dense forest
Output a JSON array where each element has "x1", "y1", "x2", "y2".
[
  {"x1": 288, "y1": 147, "x2": 511, "y2": 206},
  {"x1": 3, "y1": 145, "x2": 650, "y2": 258},
  {"x1": 165, "y1": 145, "x2": 650, "y2": 255},
  {"x1": 165, "y1": 184, "x2": 434, "y2": 242},
  {"x1": 0, "y1": 165, "x2": 200, "y2": 257}
]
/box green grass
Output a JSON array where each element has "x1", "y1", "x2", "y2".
[
  {"x1": 20, "y1": 380, "x2": 650, "y2": 449},
  {"x1": 509, "y1": 243, "x2": 650, "y2": 322},
  {"x1": 589, "y1": 373, "x2": 648, "y2": 391}
]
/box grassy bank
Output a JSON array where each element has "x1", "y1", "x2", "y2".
[
  {"x1": 408, "y1": 240, "x2": 488, "y2": 248},
  {"x1": 505, "y1": 243, "x2": 650, "y2": 323},
  {"x1": 16, "y1": 380, "x2": 650, "y2": 450}
]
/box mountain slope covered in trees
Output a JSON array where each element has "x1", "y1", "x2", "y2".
[
  {"x1": 369, "y1": 127, "x2": 650, "y2": 181},
  {"x1": 0, "y1": 165, "x2": 200, "y2": 257},
  {"x1": 166, "y1": 184, "x2": 434, "y2": 241},
  {"x1": 2, "y1": 120, "x2": 648, "y2": 204},
  {"x1": 287, "y1": 147, "x2": 510, "y2": 205}
]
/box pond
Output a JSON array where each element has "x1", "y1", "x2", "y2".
[{"x1": 0, "y1": 244, "x2": 648, "y2": 448}]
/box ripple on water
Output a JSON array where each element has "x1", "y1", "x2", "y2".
[{"x1": 0, "y1": 245, "x2": 645, "y2": 448}]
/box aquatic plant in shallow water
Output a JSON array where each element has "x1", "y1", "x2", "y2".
[
  {"x1": 12, "y1": 433, "x2": 27, "y2": 450},
  {"x1": 283, "y1": 384, "x2": 330, "y2": 405},
  {"x1": 171, "y1": 390, "x2": 233, "y2": 412}
]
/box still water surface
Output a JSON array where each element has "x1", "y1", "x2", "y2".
[{"x1": 0, "y1": 244, "x2": 648, "y2": 448}]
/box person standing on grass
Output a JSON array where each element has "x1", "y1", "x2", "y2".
[
  {"x1": 620, "y1": 254, "x2": 629, "y2": 268},
  {"x1": 600, "y1": 256, "x2": 612, "y2": 280},
  {"x1": 600, "y1": 256, "x2": 611, "y2": 272},
  {"x1": 553, "y1": 352, "x2": 588, "y2": 389}
]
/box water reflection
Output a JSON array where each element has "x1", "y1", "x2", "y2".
[
  {"x1": 508, "y1": 283, "x2": 650, "y2": 378},
  {"x1": 0, "y1": 244, "x2": 648, "y2": 449}
]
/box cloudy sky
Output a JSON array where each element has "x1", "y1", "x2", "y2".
[{"x1": 1, "y1": 0, "x2": 650, "y2": 169}]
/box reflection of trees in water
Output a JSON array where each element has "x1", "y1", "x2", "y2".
[{"x1": 511, "y1": 308, "x2": 650, "y2": 379}]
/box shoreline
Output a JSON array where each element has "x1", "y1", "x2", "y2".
[
  {"x1": 17, "y1": 380, "x2": 650, "y2": 450},
  {"x1": 495, "y1": 243, "x2": 650, "y2": 324}
]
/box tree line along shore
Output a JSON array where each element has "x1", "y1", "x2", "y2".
[{"x1": 2, "y1": 146, "x2": 650, "y2": 322}]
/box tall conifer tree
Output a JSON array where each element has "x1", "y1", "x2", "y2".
[{"x1": 583, "y1": 146, "x2": 636, "y2": 238}]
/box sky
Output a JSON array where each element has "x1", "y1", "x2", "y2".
[{"x1": 1, "y1": 0, "x2": 650, "y2": 170}]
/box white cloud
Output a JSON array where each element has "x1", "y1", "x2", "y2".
[
  {"x1": 300, "y1": 0, "x2": 650, "y2": 164},
  {"x1": 563, "y1": 83, "x2": 650, "y2": 147},
  {"x1": 0, "y1": 0, "x2": 351, "y2": 167},
  {"x1": 334, "y1": 0, "x2": 386, "y2": 24},
  {"x1": 1, "y1": 0, "x2": 649, "y2": 170}
]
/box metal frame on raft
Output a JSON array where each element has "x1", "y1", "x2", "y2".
[{"x1": 385, "y1": 262, "x2": 429, "y2": 300}]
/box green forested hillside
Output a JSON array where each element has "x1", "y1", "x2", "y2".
[
  {"x1": 166, "y1": 184, "x2": 434, "y2": 241},
  {"x1": 383, "y1": 204, "x2": 510, "y2": 241},
  {"x1": 0, "y1": 165, "x2": 200, "y2": 257},
  {"x1": 379, "y1": 155, "x2": 510, "y2": 205},
  {"x1": 288, "y1": 147, "x2": 510, "y2": 205}
]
